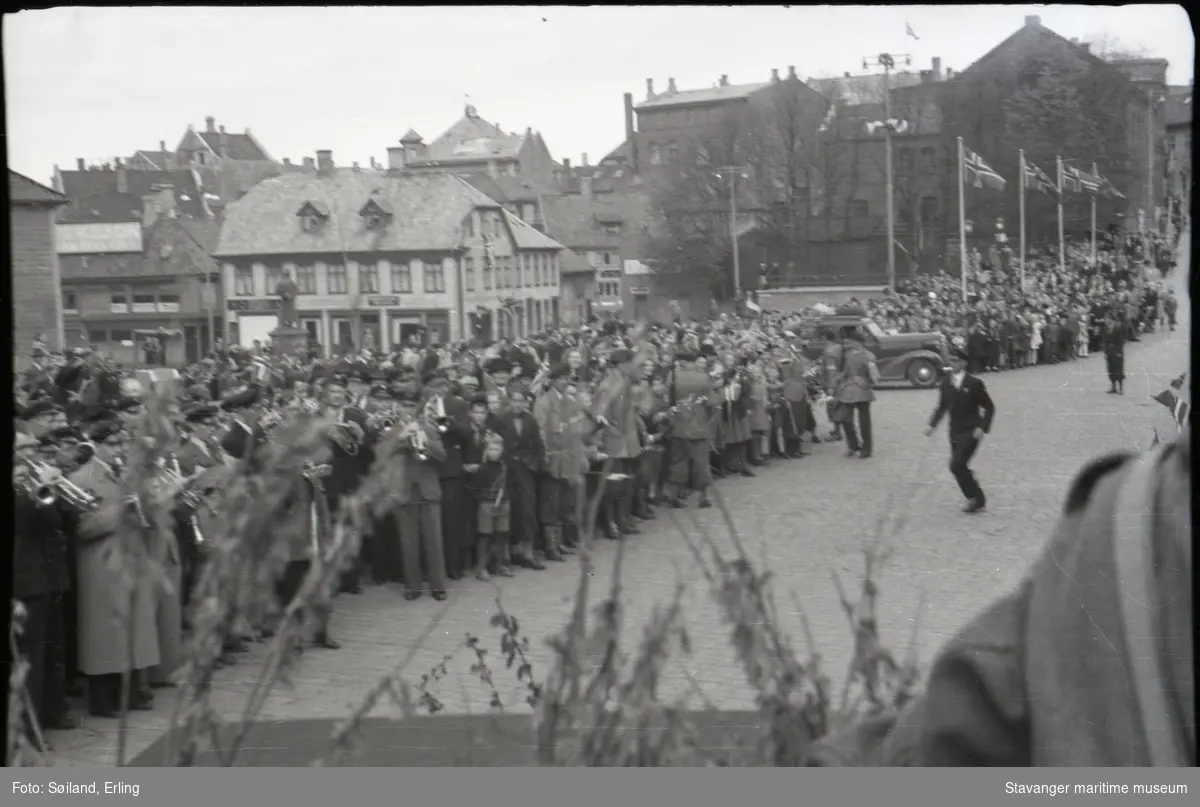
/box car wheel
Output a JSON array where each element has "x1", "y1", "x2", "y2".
[{"x1": 907, "y1": 358, "x2": 939, "y2": 389}]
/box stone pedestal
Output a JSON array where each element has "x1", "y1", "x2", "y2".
[{"x1": 269, "y1": 325, "x2": 309, "y2": 358}]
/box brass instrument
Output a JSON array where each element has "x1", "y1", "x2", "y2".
[
  {"x1": 366, "y1": 408, "x2": 397, "y2": 431},
  {"x1": 425, "y1": 394, "x2": 450, "y2": 434},
  {"x1": 394, "y1": 417, "x2": 430, "y2": 462},
  {"x1": 18, "y1": 456, "x2": 100, "y2": 511},
  {"x1": 329, "y1": 407, "x2": 362, "y2": 456}
]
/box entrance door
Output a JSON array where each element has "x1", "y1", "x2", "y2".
[
  {"x1": 331, "y1": 317, "x2": 353, "y2": 353},
  {"x1": 360, "y1": 313, "x2": 381, "y2": 352},
  {"x1": 391, "y1": 318, "x2": 423, "y2": 350}
]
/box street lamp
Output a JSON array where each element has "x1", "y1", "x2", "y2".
[
  {"x1": 862, "y1": 52, "x2": 912, "y2": 293},
  {"x1": 714, "y1": 165, "x2": 749, "y2": 301}
]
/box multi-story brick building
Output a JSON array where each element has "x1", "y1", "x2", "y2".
[
  {"x1": 52, "y1": 161, "x2": 223, "y2": 364},
  {"x1": 215, "y1": 151, "x2": 566, "y2": 352},
  {"x1": 10, "y1": 170, "x2": 68, "y2": 367}
]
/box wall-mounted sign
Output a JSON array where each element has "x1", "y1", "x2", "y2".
[
  {"x1": 158, "y1": 302, "x2": 181, "y2": 314},
  {"x1": 111, "y1": 303, "x2": 130, "y2": 314},
  {"x1": 57, "y1": 223, "x2": 144, "y2": 255},
  {"x1": 132, "y1": 302, "x2": 157, "y2": 314},
  {"x1": 227, "y1": 298, "x2": 282, "y2": 312},
  {"x1": 623, "y1": 259, "x2": 651, "y2": 276},
  {"x1": 631, "y1": 286, "x2": 650, "y2": 296},
  {"x1": 367, "y1": 295, "x2": 400, "y2": 307},
  {"x1": 599, "y1": 269, "x2": 622, "y2": 279}
]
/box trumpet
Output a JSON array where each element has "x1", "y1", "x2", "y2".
[
  {"x1": 18, "y1": 456, "x2": 100, "y2": 511},
  {"x1": 330, "y1": 407, "x2": 362, "y2": 456},
  {"x1": 424, "y1": 395, "x2": 450, "y2": 434},
  {"x1": 395, "y1": 418, "x2": 430, "y2": 462}
]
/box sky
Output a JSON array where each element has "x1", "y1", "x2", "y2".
[{"x1": 5, "y1": 5, "x2": 1194, "y2": 185}]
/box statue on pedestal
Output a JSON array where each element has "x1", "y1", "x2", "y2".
[{"x1": 276, "y1": 270, "x2": 300, "y2": 329}]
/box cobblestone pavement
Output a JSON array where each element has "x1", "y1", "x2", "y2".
[{"x1": 50, "y1": 248, "x2": 1190, "y2": 766}]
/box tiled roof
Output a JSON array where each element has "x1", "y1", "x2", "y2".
[
  {"x1": 57, "y1": 168, "x2": 208, "y2": 223},
  {"x1": 400, "y1": 129, "x2": 425, "y2": 143},
  {"x1": 193, "y1": 160, "x2": 283, "y2": 201},
  {"x1": 501, "y1": 209, "x2": 563, "y2": 250},
  {"x1": 539, "y1": 194, "x2": 627, "y2": 250},
  {"x1": 807, "y1": 72, "x2": 922, "y2": 106},
  {"x1": 60, "y1": 217, "x2": 218, "y2": 280},
  {"x1": 178, "y1": 218, "x2": 223, "y2": 253},
  {"x1": 559, "y1": 247, "x2": 595, "y2": 276},
  {"x1": 216, "y1": 171, "x2": 506, "y2": 257},
  {"x1": 1166, "y1": 85, "x2": 1192, "y2": 127},
  {"x1": 417, "y1": 107, "x2": 526, "y2": 164},
  {"x1": 197, "y1": 130, "x2": 271, "y2": 161},
  {"x1": 130, "y1": 150, "x2": 173, "y2": 169},
  {"x1": 9, "y1": 169, "x2": 67, "y2": 205},
  {"x1": 635, "y1": 81, "x2": 770, "y2": 110},
  {"x1": 459, "y1": 173, "x2": 557, "y2": 203}
]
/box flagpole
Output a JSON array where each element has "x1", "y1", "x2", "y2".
[
  {"x1": 957, "y1": 136, "x2": 967, "y2": 299},
  {"x1": 1056, "y1": 155, "x2": 1065, "y2": 273},
  {"x1": 1091, "y1": 161, "x2": 1099, "y2": 266},
  {"x1": 1018, "y1": 149, "x2": 1027, "y2": 293}
]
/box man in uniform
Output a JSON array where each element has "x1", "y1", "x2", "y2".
[{"x1": 666, "y1": 350, "x2": 718, "y2": 508}]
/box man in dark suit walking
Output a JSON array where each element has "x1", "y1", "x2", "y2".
[{"x1": 925, "y1": 347, "x2": 996, "y2": 514}]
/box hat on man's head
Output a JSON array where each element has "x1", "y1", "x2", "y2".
[
  {"x1": 675, "y1": 350, "x2": 698, "y2": 362},
  {"x1": 392, "y1": 387, "x2": 422, "y2": 404},
  {"x1": 470, "y1": 392, "x2": 490, "y2": 407},
  {"x1": 423, "y1": 368, "x2": 449, "y2": 386},
  {"x1": 485, "y1": 357, "x2": 512, "y2": 374},
  {"x1": 184, "y1": 402, "x2": 221, "y2": 423},
  {"x1": 547, "y1": 362, "x2": 571, "y2": 381},
  {"x1": 88, "y1": 419, "x2": 124, "y2": 443},
  {"x1": 608, "y1": 348, "x2": 634, "y2": 365},
  {"x1": 948, "y1": 346, "x2": 969, "y2": 362}
]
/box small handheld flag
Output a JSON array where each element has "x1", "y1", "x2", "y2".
[{"x1": 906, "y1": 22, "x2": 920, "y2": 40}]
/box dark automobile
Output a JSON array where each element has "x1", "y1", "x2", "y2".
[{"x1": 797, "y1": 314, "x2": 948, "y2": 389}]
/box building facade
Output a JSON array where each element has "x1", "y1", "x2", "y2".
[
  {"x1": 1165, "y1": 84, "x2": 1192, "y2": 216},
  {"x1": 52, "y1": 161, "x2": 224, "y2": 364},
  {"x1": 10, "y1": 170, "x2": 69, "y2": 366},
  {"x1": 216, "y1": 156, "x2": 565, "y2": 353}
]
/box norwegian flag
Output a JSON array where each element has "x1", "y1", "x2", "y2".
[
  {"x1": 1060, "y1": 162, "x2": 1081, "y2": 193},
  {"x1": 1100, "y1": 174, "x2": 1126, "y2": 199},
  {"x1": 1067, "y1": 165, "x2": 1103, "y2": 194},
  {"x1": 1152, "y1": 387, "x2": 1190, "y2": 431},
  {"x1": 962, "y1": 146, "x2": 1006, "y2": 191},
  {"x1": 1023, "y1": 160, "x2": 1060, "y2": 197}
]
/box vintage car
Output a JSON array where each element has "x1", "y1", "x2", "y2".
[{"x1": 795, "y1": 313, "x2": 948, "y2": 389}]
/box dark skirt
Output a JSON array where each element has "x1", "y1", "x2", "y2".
[{"x1": 1105, "y1": 352, "x2": 1125, "y2": 381}]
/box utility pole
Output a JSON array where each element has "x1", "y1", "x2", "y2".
[
  {"x1": 862, "y1": 52, "x2": 912, "y2": 292},
  {"x1": 715, "y1": 166, "x2": 747, "y2": 301}
]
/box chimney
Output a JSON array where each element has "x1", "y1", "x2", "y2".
[
  {"x1": 76, "y1": 157, "x2": 85, "y2": 171},
  {"x1": 219, "y1": 124, "x2": 226, "y2": 134},
  {"x1": 771, "y1": 68, "x2": 780, "y2": 82},
  {"x1": 142, "y1": 192, "x2": 161, "y2": 228},
  {"x1": 720, "y1": 74, "x2": 729, "y2": 87},
  {"x1": 219, "y1": 127, "x2": 229, "y2": 160},
  {"x1": 580, "y1": 172, "x2": 592, "y2": 197},
  {"x1": 116, "y1": 158, "x2": 128, "y2": 194},
  {"x1": 932, "y1": 57, "x2": 942, "y2": 79},
  {"x1": 1025, "y1": 15, "x2": 1040, "y2": 27},
  {"x1": 646, "y1": 78, "x2": 655, "y2": 100},
  {"x1": 844, "y1": 71, "x2": 851, "y2": 78},
  {"x1": 283, "y1": 157, "x2": 291, "y2": 167},
  {"x1": 387, "y1": 145, "x2": 405, "y2": 171},
  {"x1": 205, "y1": 116, "x2": 216, "y2": 133},
  {"x1": 581, "y1": 152, "x2": 588, "y2": 166},
  {"x1": 623, "y1": 92, "x2": 638, "y2": 170},
  {"x1": 787, "y1": 65, "x2": 797, "y2": 80},
  {"x1": 303, "y1": 156, "x2": 315, "y2": 171},
  {"x1": 1081, "y1": 42, "x2": 1090, "y2": 54},
  {"x1": 316, "y1": 150, "x2": 333, "y2": 174},
  {"x1": 487, "y1": 158, "x2": 498, "y2": 179},
  {"x1": 667, "y1": 77, "x2": 677, "y2": 93},
  {"x1": 352, "y1": 161, "x2": 360, "y2": 172}
]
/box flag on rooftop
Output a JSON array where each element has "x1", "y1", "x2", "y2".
[
  {"x1": 1066, "y1": 165, "x2": 1103, "y2": 194},
  {"x1": 906, "y1": 21, "x2": 920, "y2": 40},
  {"x1": 963, "y1": 146, "x2": 1007, "y2": 191}
]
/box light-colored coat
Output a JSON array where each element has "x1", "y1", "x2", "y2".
[
  {"x1": 534, "y1": 389, "x2": 587, "y2": 482},
  {"x1": 68, "y1": 460, "x2": 161, "y2": 676},
  {"x1": 591, "y1": 371, "x2": 641, "y2": 459},
  {"x1": 835, "y1": 340, "x2": 877, "y2": 404}
]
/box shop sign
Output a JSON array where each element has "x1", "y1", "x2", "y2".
[{"x1": 227, "y1": 298, "x2": 282, "y2": 312}]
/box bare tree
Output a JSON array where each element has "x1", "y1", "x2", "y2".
[{"x1": 1080, "y1": 31, "x2": 1151, "y2": 62}]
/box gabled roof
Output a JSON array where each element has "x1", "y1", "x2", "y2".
[
  {"x1": 501, "y1": 209, "x2": 563, "y2": 250},
  {"x1": 130, "y1": 150, "x2": 174, "y2": 170},
  {"x1": 417, "y1": 106, "x2": 527, "y2": 164},
  {"x1": 297, "y1": 198, "x2": 331, "y2": 218},
  {"x1": 360, "y1": 194, "x2": 395, "y2": 216},
  {"x1": 57, "y1": 168, "x2": 208, "y2": 222},
  {"x1": 459, "y1": 173, "x2": 557, "y2": 203},
  {"x1": 559, "y1": 247, "x2": 595, "y2": 276},
  {"x1": 539, "y1": 194, "x2": 628, "y2": 250},
  {"x1": 9, "y1": 169, "x2": 67, "y2": 205},
  {"x1": 636, "y1": 81, "x2": 770, "y2": 110},
  {"x1": 216, "y1": 171, "x2": 509, "y2": 257},
  {"x1": 956, "y1": 18, "x2": 1110, "y2": 82},
  {"x1": 400, "y1": 129, "x2": 425, "y2": 144},
  {"x1": 197, "y1": 130, "x2": 271, "y2": 161}
]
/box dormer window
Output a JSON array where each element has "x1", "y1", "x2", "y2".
[
  {"x1": 296, "y1": 199, "x2": 331, "y2": 233},
  {"x1": 358, "y1": 195, "x2": 394, "y2": 231}
]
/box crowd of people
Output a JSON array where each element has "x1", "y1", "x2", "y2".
[{"x1": 12, "y1": 229, "x2": 1180, "y2": 747}]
